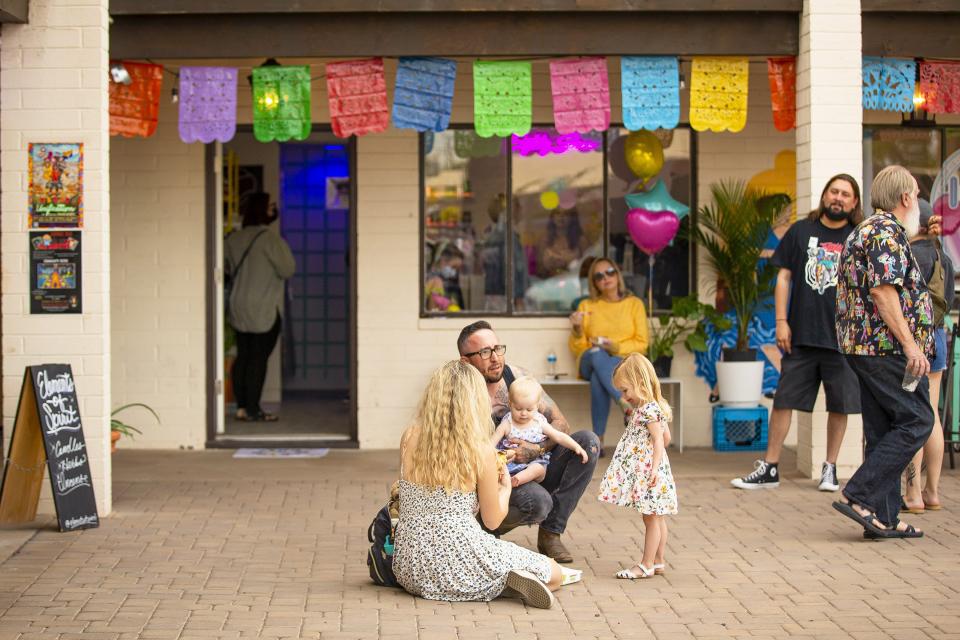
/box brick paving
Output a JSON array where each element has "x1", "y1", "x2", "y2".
[{"x1": 0, "y1": 448, "x2": 958, "y2": 639}]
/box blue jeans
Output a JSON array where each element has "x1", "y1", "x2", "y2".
[
  {"x1": 844, "y1": 354, "x2": 934, "y2": 527},
  {"x1": 579, "y1": 348, "x2": 623, "y2": 437}
]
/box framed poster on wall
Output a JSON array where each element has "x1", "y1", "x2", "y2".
[
  {"x1": 28, "y1": 143, "x2": 84, "y2": 228},
  {"x1": 29, "y1": 231, "x2": 82, "y2": 314}
]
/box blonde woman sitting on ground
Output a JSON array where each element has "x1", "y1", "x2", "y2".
[{"x1": 393, "y1": 360, "x2": 563, "y2": 608}]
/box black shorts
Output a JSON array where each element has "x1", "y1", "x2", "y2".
[{"x1": 773, "y1": 346, "x2": 861, "y2": 414}]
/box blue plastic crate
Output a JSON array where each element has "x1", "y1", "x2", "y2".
[{"x1": 713, "y1": 405, "x2": 768, "y2": 452}]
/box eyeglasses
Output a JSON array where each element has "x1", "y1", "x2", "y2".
[
  {"x1": 592, "y1": 267, "x2": 617, "y2": 282},
  {"x1": 464, "y1": 344, "x2": 507, "y2": 360}
]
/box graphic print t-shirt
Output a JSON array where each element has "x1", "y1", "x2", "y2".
[{"x1": 771, "y1": 217, "x2": 854, "y2": 350}]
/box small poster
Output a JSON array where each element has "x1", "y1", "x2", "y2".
[
  {"x1": 326, "y1": 177, "x2": 350, "y2": 210},
  {"x1": 28, "y1": 143, "x2": 84, "y2": 228},
  {"x1": 30, "y1": 231, "x2": 82, "y2": 314}
]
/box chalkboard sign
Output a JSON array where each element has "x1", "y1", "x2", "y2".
[{"x1": 0, "y1": 364, "x2": 99, "y2": 531}]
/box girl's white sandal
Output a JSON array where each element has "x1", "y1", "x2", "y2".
[
  {"x1": 652, "y1": 563, "x2": 666, "y2": 575},
  {"x1": 615, "y1": 564, "x2": 654, "y2": 580}
]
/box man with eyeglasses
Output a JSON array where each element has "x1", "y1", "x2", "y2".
[{"x1": 458, "y1": 321, "x2": 600, "y2": 563}]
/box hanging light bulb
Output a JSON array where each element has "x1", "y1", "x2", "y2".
[
  {"x1": 912, "y1": 85, "x2": 926, "y2": 110},
  {"x1": 258, "y1": 87, "x2": 280, "y2": 111},
  {"x1": 171, "y1": 86, "x2": 179, "y2": 104}
]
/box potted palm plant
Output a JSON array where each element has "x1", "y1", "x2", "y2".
[
  {"x1": 686, "y1": 181, "x2": 791, "y2": 405},
  {"x1": 647, "y1": 294, "x2": 729, "y2": 377}
]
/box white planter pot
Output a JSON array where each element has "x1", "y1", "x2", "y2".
[{"x1": 717, "y1": 360, "x2": 764, "y2": 407}]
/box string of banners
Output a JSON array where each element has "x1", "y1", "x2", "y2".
[{"x1": 108, "y1": 55, "x2": 960, "y2": 143}]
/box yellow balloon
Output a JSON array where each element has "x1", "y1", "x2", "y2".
[
  {"x1": 624, "y1": 130, "x2": 664, "y2": 185},
  {"x1": 540, "y1": 191, "x2": 560, "y2": 210},
  {"x1": 447, "y1": 304, "x2": 461, "y2": 312}
]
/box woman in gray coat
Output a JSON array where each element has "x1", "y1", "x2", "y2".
[{"x1": 225, "y1": 193, "x2": 295, "y2": 421}]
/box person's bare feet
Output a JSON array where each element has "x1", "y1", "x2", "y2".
[
  {"x1": 922, "y1": 489, "x2": 942, "y2": 510},
  {"x1": 902, "y1": 495, "x2": 925, "y2": 513}
]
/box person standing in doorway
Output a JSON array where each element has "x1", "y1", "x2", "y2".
[
  {"x1": 833, "y1": 165, "x2": 933, "y2": 539},
  {"x1": 732, "y1": 175, "x2": 864, "y2": 491},
  {"x1": 225, "y1": 192, "x2": 296, "y2": 422}
]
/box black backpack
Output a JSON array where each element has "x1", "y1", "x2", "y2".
[{"x1": 366, "y1": 504, "x2": 399, "y2": 588}]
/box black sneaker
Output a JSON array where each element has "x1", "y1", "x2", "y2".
[
  {"x1": 731, "y1": 460, "x2": 779, "y2": 490},
  {"x1": 818, "y1": 462, "x2": 840, "y2": 492}
]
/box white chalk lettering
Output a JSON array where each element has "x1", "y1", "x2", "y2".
[
  {"x1": 52, "y1": 436, "x2": 85, "y2": 458},
  {"x1": 55, "y1": 471, "x2": 90, "y2": 495},
  {"x1": 57, "y1": 455, "x2": 87, "y2": 473},
  {"x1": 35, "y1": 370, "x2": 74, "y2": 400},
  {"x1": 42, "y1": 400, "x2": 80, "y2": 435},
  {"x1": 63, "y1": 515, "x2": 98, "y2": 530}
]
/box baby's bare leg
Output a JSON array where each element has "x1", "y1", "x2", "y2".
[{"x1": 512, "y1": 464, "x2": 547, "y2": 487}]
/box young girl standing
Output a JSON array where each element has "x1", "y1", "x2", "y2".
[{"x1": 598, "y1": 353, "x2": 678, "y2": 579}]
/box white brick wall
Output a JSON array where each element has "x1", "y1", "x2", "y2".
[
  {"x1": 111, "y1": 73, "x2": 206, "y2": 450},
  {"x1": 1, "y1": 0, "x2": 112, "y2": 515}
]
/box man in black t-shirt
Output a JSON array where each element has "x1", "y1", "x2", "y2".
[{"x1": 732, "y1": 175, "x2": 864, "y2": 492}]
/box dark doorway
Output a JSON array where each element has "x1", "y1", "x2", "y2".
[{"x1": 210, "y1": 130, "x2": 356, "y2": 447}]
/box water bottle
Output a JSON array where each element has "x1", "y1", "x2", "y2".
[
  {"x1": 901, "y1": 368, "x2": 922, "y2": 392},
  {"x1": 546, "y1": 350, "x2": 558, "y2": 379}
]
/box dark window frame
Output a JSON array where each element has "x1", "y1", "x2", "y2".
[
  {"x1": 419, "y1": 123, "x2": 698, "y2": 318},
  {"x1": 863, "y1": 123, "x2": 960, "y2": 195}
]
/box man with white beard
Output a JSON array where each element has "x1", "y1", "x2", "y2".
[{"x1": 832, "y1": 165, "x2": 934, "y2": 540}]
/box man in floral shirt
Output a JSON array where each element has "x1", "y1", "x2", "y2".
[{"x1": 833, "y1": 165, "x2": 934, "y2": 540}]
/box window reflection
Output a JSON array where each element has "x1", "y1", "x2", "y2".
[
  {"x1": 512, "y1": 128, "x2": 604, "y2": 312},
  {"x1": 864, "y1": 128, "x2": 941, "y2": 200},
  {"x1": 423, "y1": 130, "x2": 507, "y2": 313}
]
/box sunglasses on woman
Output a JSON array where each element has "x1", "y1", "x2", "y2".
[{"x1": 592, "y1": 267, "x2": 617, "y2": 282}]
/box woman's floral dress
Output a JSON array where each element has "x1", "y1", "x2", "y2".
[
  {"x1": 597, "y1": 401, "x2": 678, "y2": 515},
  {"x1": 393, "y1": 479, "x2": 553, "y2": 602}
]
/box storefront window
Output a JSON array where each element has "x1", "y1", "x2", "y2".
[
  {"x1": 947, "y1": 127, "x2": 960, "y2": 157},
  {"x1": 512, "y1": 129, "x2": 604, "y2": 313},
  {"x1": 863, "y1": 127, "x2": 941, "y2": 200},
  {"x1": 422, "y1": 127, "x2": 694, "y2": 316},
  {"x1": 423, "y1": 130, "x2": 508, "y2": 313}
]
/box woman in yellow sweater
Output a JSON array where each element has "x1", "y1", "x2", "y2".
[{"x1": 568, "y1": 258, "x2": 649, "y2": 447}]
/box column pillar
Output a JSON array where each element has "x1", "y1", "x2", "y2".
[
  {"x1": 794, "y1": 0, "x2": 864, "y2": 479},
  {"x1": 1, "y1": 0, "x2": 112, "y2": 513}
]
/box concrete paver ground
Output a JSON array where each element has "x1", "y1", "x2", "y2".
[{"x1": 1, "y1": 448, "x2": 958, "y2": 639}]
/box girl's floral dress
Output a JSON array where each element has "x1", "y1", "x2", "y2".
[{"x1": 598, "y1": 401, "x2": 678, "y2": 515}]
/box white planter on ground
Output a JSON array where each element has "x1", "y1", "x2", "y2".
[{"x1": 717, "y1": 360, "x2": 764, "y2": 407}]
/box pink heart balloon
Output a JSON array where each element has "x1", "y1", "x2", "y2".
[{"x1": 626, "y1": 208, "x2": 680, "y2": 256}]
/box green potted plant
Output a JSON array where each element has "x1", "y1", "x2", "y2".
[
  {"x1": 647, "y1": 294, "x2": 730, "y2": 377},
  {"x1": 685, "y1": 181, "x2": 791, "y2": 404},
  {"x1": 111, "y1": 403, "x2": 159, "y2": 453}
]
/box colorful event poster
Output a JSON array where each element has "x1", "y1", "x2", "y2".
[
  {"x1": 30, "y1": 231, "x2": 82, "y2": 314},
  {"x1": 28, "y1": 143, "x2": 84, "y2": 228}
]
